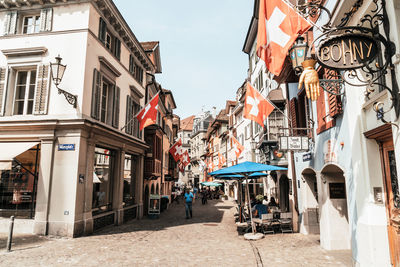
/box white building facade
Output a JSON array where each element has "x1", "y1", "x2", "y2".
[{"x1": 0, "y1": 0, "x2": 156, "y2": 237}]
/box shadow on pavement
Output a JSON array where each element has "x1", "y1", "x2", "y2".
[
  {"x1": 89, "y1": 199, "x2": 234, "y2": 237},
  {"x1": 0, "y1": 234, "x2": 47, "y2": 251}
]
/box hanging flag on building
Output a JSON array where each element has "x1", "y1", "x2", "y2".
[
  {"x1": 178, "y1": 161, "x2": 185, "y2": 174},
  {"x1": 207, "y1": 157, "x2": 214, "y2": 172},
  {"x1": 181, "y1": 150, "x2": 191, "y2": 167},
  {"x1": 218, "y1": 152, "x2": 226, "y2": 169},
  {"x1": 136, "y1": 92, "x2": 160, "y2": 130},
  {"x1": 169, "y1": 138, "x2": 184, "y2": 162},
  {"x1": 231, "y1": 135, "x2": 244, "y2": 159},
  {"x1": 244, "y1": 83, "x2": 275, "y2": 127},
  {"x1": 257, "y1": 0, "x2": 312, "y2": 76}
]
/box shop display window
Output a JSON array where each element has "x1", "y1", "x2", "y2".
[
  {"x1": 93, "y1": 147, "x2": 115, "y2": 214},
  {"x1": 123, "y1": 154, "x2": 137, "y2": 207},
  {"x1": 0, "y1": 145, "x2": 40, "y2": 218}
]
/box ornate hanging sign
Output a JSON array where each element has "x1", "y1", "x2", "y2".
[{"x1": 317, "y1": 34, "x2": 379, "y2": 70}]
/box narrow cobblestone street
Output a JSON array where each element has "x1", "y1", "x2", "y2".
[{"x1": 0, "y1": 199, "x2": 351, "y2": 266}]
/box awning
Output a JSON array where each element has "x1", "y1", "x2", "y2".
[{"x1": 0, "y1": 142, "x2": 39, "y2": 170}]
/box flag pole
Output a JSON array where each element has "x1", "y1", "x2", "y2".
[{"x1": 281, "y1": 0, "x2": 325, "y2": 33}]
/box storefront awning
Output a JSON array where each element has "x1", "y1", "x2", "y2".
[{"x1": 0, "y1": 142, "x2": 39, "y2": 170}]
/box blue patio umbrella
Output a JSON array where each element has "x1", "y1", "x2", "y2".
[
  {"x1": 209, "y1": 161, "x2": 287, "y2": 176},
  {"x1": 213, "y1": 172, "x2": 268, "y2": 180},
  {"x1": 208, "y1": 161, "x2": 287, "y2": 236},
  {"x1": 201, "y1": 181, "x2": 222, "y2": 187}
]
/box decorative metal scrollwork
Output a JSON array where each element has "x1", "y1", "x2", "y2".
[
  {"x1": 58, "y1": 87, "x2": 77, "y2": 108},
  {"x1": 295, "y1": 0, "x2": 399, "y2": 119}
]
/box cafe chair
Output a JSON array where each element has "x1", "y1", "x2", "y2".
[
  {"x1": 279, "y1": 212, "x2": 293, "y2": 233},
  {"x1": 261, "y1": 213, "x2": 275, "y2": 234}
]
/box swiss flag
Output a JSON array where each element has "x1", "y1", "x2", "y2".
[
  {"x1": 218, "y1": 152, "x2": 226, "y2": 169},
  {"x1": 136, "y1": 92, "x2": 160, "y2": 130},
  {"x1": 169, "y1": 139, "x2": 184, "y2": 162},
  {"x1": 178, "y1": 161, "x2": 185, "y2": 174},
  {"x1": 207, "y1": 157, "x2": 214, "y2": 172},
  {"x1": 257, "y1": 0, "x2": 311, "y2": 76},
  {"x1": 244, "y1": 83, "x2": 275, "y2": 127},
  {"x1": 231, "y1": 136, "x2": 244, "y2": 159},
  {"x1": 181, "y1": 150, "x2": 190, "y2": 167}
]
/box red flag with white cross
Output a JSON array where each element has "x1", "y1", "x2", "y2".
[
  {"x1": 136, "y1": 92, "x2": 160, "y2": 130},
  {"x1": 230, "y1": 136, "x2": 244, "y2": 159},
  {"x1": 180, "y1": 150, "x2": 191, "y2": 167},
  {"x1": 257, "y1": 0, "x2": 311, "y2": 76},
  {"x1": 218, "y1": 152, "x2": 226, "y2": 169},
  {"x1": 244, "y1": 83, "x2": 275, "y2": 127},
  {"x1": 169, "y1": 139, "x2": 184, "y2": 162}
]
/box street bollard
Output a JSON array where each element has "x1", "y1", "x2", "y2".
[{"x1": 6, "y1": 216, "x2": 15, "y2": 252}]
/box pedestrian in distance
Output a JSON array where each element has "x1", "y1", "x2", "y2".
[
  {"x1": 201, "y1": 188, "x2": 207, "y2": 205},
  {"x1": 184, "y1": 188, "x2": 194, "y2": 219}
]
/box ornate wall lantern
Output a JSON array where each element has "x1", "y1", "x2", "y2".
[
  {"x1": 289, "y1": 36, "x2": 308, "y2": 75},
  {"x1": 50, "y1": 55, "x2": 77, "y2": 108}
]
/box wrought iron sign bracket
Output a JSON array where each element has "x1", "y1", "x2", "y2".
[
  {"x1": 57, "y1": 86, "x2": 77, "y2": 108},
  {"x1": 296, "y1": 0, "x2": 400, "y2": 119}
]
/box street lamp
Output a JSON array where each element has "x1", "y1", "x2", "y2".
[
  {"x1": 289, "y1": 36, "x2": 308, "y2": 75},
  {"x1": 50, "y1": 55, "x2": 77, "y2": 108},
  {"x1": 250, "y1": 140, "x2": 257, "y2": 151}
]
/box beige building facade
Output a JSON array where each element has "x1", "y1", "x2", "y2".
[{"x1": 0, "y1": 0, "x2": 156, "y2": 237}]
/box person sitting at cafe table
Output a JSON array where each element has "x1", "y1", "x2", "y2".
[
  {"x1": 251, "y1": 199, "x2": 268, "y2": 219},
  {"x1": 268, "y1": 197, "x2": 278, "y2": 207}
]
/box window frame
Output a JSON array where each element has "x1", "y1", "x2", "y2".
[{"x1": 12, "y1": 69, "x2": 37, "y2": 116}]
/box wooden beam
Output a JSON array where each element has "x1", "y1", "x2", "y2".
[
  {"x1": 12, "y1": 0, "x2": 21, "y2": 7},
  {"x1": 1, "y1": 1, "x2": 10, "y2": 8}
]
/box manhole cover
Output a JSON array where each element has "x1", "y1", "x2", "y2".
[{"x1": 203, "y1": 223, "x2": 218, "y2": 226}]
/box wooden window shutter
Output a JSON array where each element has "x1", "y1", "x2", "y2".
[
  {"x1": 98, "y1": 18, "x2": 106, "y2": 44},
  {"x1": 4, "y1": 11, "x2": 17, "y2": 35},
  {"x1": 322, "y1": 68, "x2": 342, "y2": 118},
  {"x1": 0, "y1": 68, "x2": 7, "y2": 116},
  {"x1": 33, "y1": 65, "x2": 50, "y2": 115},
  {"x1": 114, "y1": 38, "x2": 121, "y2": 60},
  {"x1": 112, "y1": 86, "x2": 120, "y2": 128},
  {"x1": 40, "y1": 8, "x2": 53, "y2": 32},
  {"x1": 316, "y1": 86, "x2": 327, "y2": 130},
  {"x1": 125, "y1": 95, "x2": 132, "y2": 134},
  {"x1": 289, "y1": 97, "x2": 298, "y2": 134},
  {"x1": 91, "y1": 68, "x2": 101, "y2": 119}
]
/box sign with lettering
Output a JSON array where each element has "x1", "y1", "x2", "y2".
[
  {"x1": 280, "y1": 136, "x2": 309, "y2": 151},
  {"x1": 329, "y1": 183, "x2": 346, "y2": 199},
  {"x1": 317, "y1": 34, "x2": 378, "y2": 70},
  {"x1": 58, "y1": 144, "x2": 75, "y2": 151},
  {"x1": 303, "y1": 152, "x2": 312, "y2": 162}
]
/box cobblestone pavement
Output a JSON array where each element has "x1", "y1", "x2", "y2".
[{"x1": 0, "y1": 199, "x2": 352, "y2": 267}]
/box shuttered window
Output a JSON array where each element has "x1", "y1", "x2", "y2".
[
  {"x1": 3, "y1": 9, "x2": 52, "y2": 36},
  {"x1": 33, "y1": 65, "x2": 50, "y2": 115},
  {"x1": 99, "y1": 17, "x2": 107, "y2": 44},
  {"x1": 91, "y1": 68, "x2": 120, "y2": 128},
  {"x1": 0, "y1": 68, "x2": 7, "y2": 116},
  {"x1": 289, "y1": 97, "x2": 298, "y2": 135},
  {"x1": 98, "y1": 18, "x2": 121, "y2": 61},
  {"x1": 125, "y1": 95, "x2": 141, "y2": 138}
]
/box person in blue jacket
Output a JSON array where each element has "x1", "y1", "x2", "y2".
[{"x1": 184, "y1": 188, "x2": 194, "y2": 219}]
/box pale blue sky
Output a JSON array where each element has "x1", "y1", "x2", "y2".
[{"x1": 113, "y1": 0, "x2": 252, "y2": 119}]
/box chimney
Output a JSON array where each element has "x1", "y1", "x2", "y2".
[{"x1": 212, "y1": 106, "x2": 217, "y2": 118}]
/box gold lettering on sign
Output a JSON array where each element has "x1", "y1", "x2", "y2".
[
  {"x1": 353, "y1": 41, "x2": 364, "y2": 60},
  {"x1": 321, "y1": 46, "x2": 330, "y2": 61},
  {"x1": 330, "y1": 43, "x2": 342, "y2": 62},
  {"x1": 341, "y1": 39, "x2": 353, "y2": 65},
  {"x1": 364, "y1": 41, "x2": 373, "y2": 58}
]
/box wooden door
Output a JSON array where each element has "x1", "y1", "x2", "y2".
[{"x1": 381, "y1": 140, "x2": 400, "y2": 266}]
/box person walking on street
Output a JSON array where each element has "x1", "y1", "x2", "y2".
[
  {"x1": 201, "y1": 188, "x2": 207, "y2": 205},
  {"x1": 184, "y1": 189, "x2": 194, "y2": 219}
]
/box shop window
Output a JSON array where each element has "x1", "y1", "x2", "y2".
[
  {"x1": 93, "y1": 147, "x2": 115, "y2": 214},
  {"x1": 91, "y1": 69, "x2": 120, "y2": 128},
  {"x1": 13, "y1": 69, "x2": 36, "y2": 115},
  {"x1": 0, "y1": 145, "x2": 40, "y2": 219},
  {"x1": 123, "y1": 154, "x2": 137, "y2": 207}
]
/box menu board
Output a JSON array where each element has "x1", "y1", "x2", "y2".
[{"x1": 329, "y1": 183, "x2": 346, "y2": 199}]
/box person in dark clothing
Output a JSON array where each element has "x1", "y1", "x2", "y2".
[
  {"x1": 201, "y1": 189, "x2": 207, "y2": 205},
  {"x1": 268, "y1": 197, "x2": 278, "y2": 207}
]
